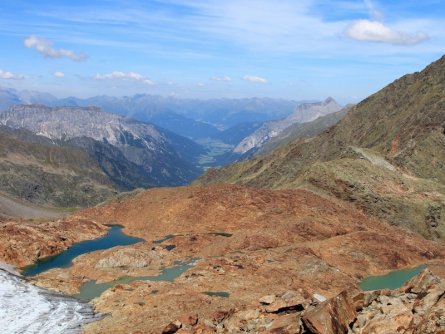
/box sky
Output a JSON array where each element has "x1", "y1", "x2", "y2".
[{"x1": 0, "y1": 0, "x2": 444, "y2": 103}]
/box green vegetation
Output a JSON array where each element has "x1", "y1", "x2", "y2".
[{"x1": 196, "y1": 138, "x2": 235, "y2": 168}]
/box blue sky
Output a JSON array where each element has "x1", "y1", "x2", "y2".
[{"x1": 0, "y1": 0, "x2": 444, "y2": 103}]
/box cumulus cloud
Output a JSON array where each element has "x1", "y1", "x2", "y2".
[
  {"x1": 24, "y1": 36, "x2": 87, "y2": 61},
  {"x1": 345, "y1": 20, "x2": 428, "y2": 45},
  {"x1": 94, "y1": 71, "x2": 154, "y2": 85},
  {"x1": 242, "y1": 75, "x2": 267, "y2": 84},
  {"x1": 210, "y1": 75, "x2": 231, "y2": 81},
  {"x1": 0, "y1": 70, "x2": 25, "y2": 80},
  {"x1": 54, "y1": 71, "x2": 65, "y2": 78}
]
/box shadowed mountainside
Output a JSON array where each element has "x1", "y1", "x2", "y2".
[{"x1": 0, "y1": 126, "x2": 116, "y2": 207}]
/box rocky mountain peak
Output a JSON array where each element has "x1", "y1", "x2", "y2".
[
  {"x1": 323, "y1": 97, "x2": 336, "y2": 104},
  {"x1": 234, "y1": 98, "x2": 342, "y2": 154},
  {"x1": 0, "y1": 104, "x2": 161, "y2": 147}
]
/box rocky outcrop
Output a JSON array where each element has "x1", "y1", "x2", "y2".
[
  {"x1": 0, "y1": 218, "x2": 107, "y2": 268},
  {"x1": 303, "y1": 290, "x2": 357, "y2": 334},
  {"x1": 153, "y1": 269, "x2": 444, "y2": 334}
]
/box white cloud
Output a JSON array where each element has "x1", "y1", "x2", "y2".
[
  {"x1": 197, "y1": 82, "x2": 205, "y2": 87},
  {"x1": 210, "y1": 75, "x2": 231, "y2": 81},
  {"x1": 54, "y1": 71, "x2": 65, "y2": 78},
  {"x1": 0, "y1": 70, "x2": 25, "y2": 80},
  {"x1": 242, "y1": 75, "x2": 267, "y2": 84},
  {"x1": 94, "y1": 71, "x2": 154, "y2": 85},
  {"x1": 24, "y1": 36, "x2": 87, "y2": 62},
  {"x1": 345, "y1": 20, "x2": 428, "y2": 45}
]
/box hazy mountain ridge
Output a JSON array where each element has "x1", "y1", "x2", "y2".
[
  {"x1": 0, "y1": 105, "x2": 204, "y2": 197},
  {"x1": 234, "y1": 98, "x2": 342, "y2": 154},
  {"x1": 0, "y1": 87, "x2": 58, "y2": 111},
  {"x1": 257, "y1": 106, "x2": 350, "y2": 155},
  {"x1": 0, "y1": 89, "x2": 304, "y2": 140},
  {"x1": 52, "y1": 94, "x2": 301, "y2": 133},
  {"x1": 198, "y1": 55, "x2": 445, "y2": 240}
]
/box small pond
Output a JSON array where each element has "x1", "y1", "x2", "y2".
[
  {"x1": 203, "y1": 291, "x2": 230, "y2": 298},
  {"x1": 209, "y1": 232, "x2": 232, "y2": 237},
  {"x1": 359, "y1": 264, "x2": 427, "y2": 291},
  {"x1": 22, "y1": 225, "x2": 144, "y2": 277},
  {"x1": 153, "y1": 234, "x2": 175, "y2": 244},
  {"x1": 75, "y1": 258, "x2": 198, "y2": 301}
]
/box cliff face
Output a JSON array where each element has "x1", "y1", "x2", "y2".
[{"x1": 198, "y1": 55, "x2": 445, "y2": 240}]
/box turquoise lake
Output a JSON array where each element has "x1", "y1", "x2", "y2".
[
  {"x1": 359, "y1": 264, "x2": 427, "y2": 291},
  {"x1": 22, "y1": 225, "x2": 143, "y2": 277},
  {"x1": 75, "y1": 259, "x2": 198, "y2": 301}
]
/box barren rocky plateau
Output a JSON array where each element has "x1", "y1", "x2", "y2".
[{"x1": 1, "y1": 184, "x2": 445, "y2": 333}]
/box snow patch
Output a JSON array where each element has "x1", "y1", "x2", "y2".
[{"x1": 0, "y1": 270, "x2": 101, "y2": 334}]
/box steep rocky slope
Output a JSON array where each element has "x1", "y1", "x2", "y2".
[
  {"x1": 0, "y1": 126, "x2": 116, "y2": 207},
  {"x1": 234, "y1": 98, "x2": 342, "y2": 154},
  {"x1": 198, "y1": 55, "x2": 445, "y2": 240}
]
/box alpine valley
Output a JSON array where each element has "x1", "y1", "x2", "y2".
[
  {"x1": 1, "y1": 55, "x2": 445, "y2": 334},
  {"x1": 0, "y1": 92, "x2": 342, "y2": 212}
]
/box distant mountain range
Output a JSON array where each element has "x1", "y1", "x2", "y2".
[
  {"x1": 0, "y1": 88, "x2": 300, "y2": 139},
  {"x1": 0, "y1": 88, "x2": 342, "y2": 164}
]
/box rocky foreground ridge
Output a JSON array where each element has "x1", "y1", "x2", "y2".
[{"x1": 158, "y1": 268, "x2": 445, "y2": 334}]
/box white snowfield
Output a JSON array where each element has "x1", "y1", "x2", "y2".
[{"x1": 0, "y1": 269, "x2": 100, "y2": 334}]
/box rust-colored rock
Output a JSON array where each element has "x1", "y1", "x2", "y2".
[
  {"x1": 162, "y1": 320, "x2": 181, "y2": 334},
  {"x1": 178, "y1": 313, "x2": 198, "y2": 326},
  {"x1": 0, "y1": 218, "x2": 107, "y2": 268},
  {"x1": 303, "y1": 290, "x2": 357, "y2": 334},
  {"x1": 263, "y1": 314, "x2": 302, "y2": 334}
]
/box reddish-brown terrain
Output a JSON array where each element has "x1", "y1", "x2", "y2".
[
  {"x1": 0, "y1": 218, "x2": 107, "y2": 268},
  {"x1": 0, "y1": 184, "x2": 441, "y2": 333}
]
